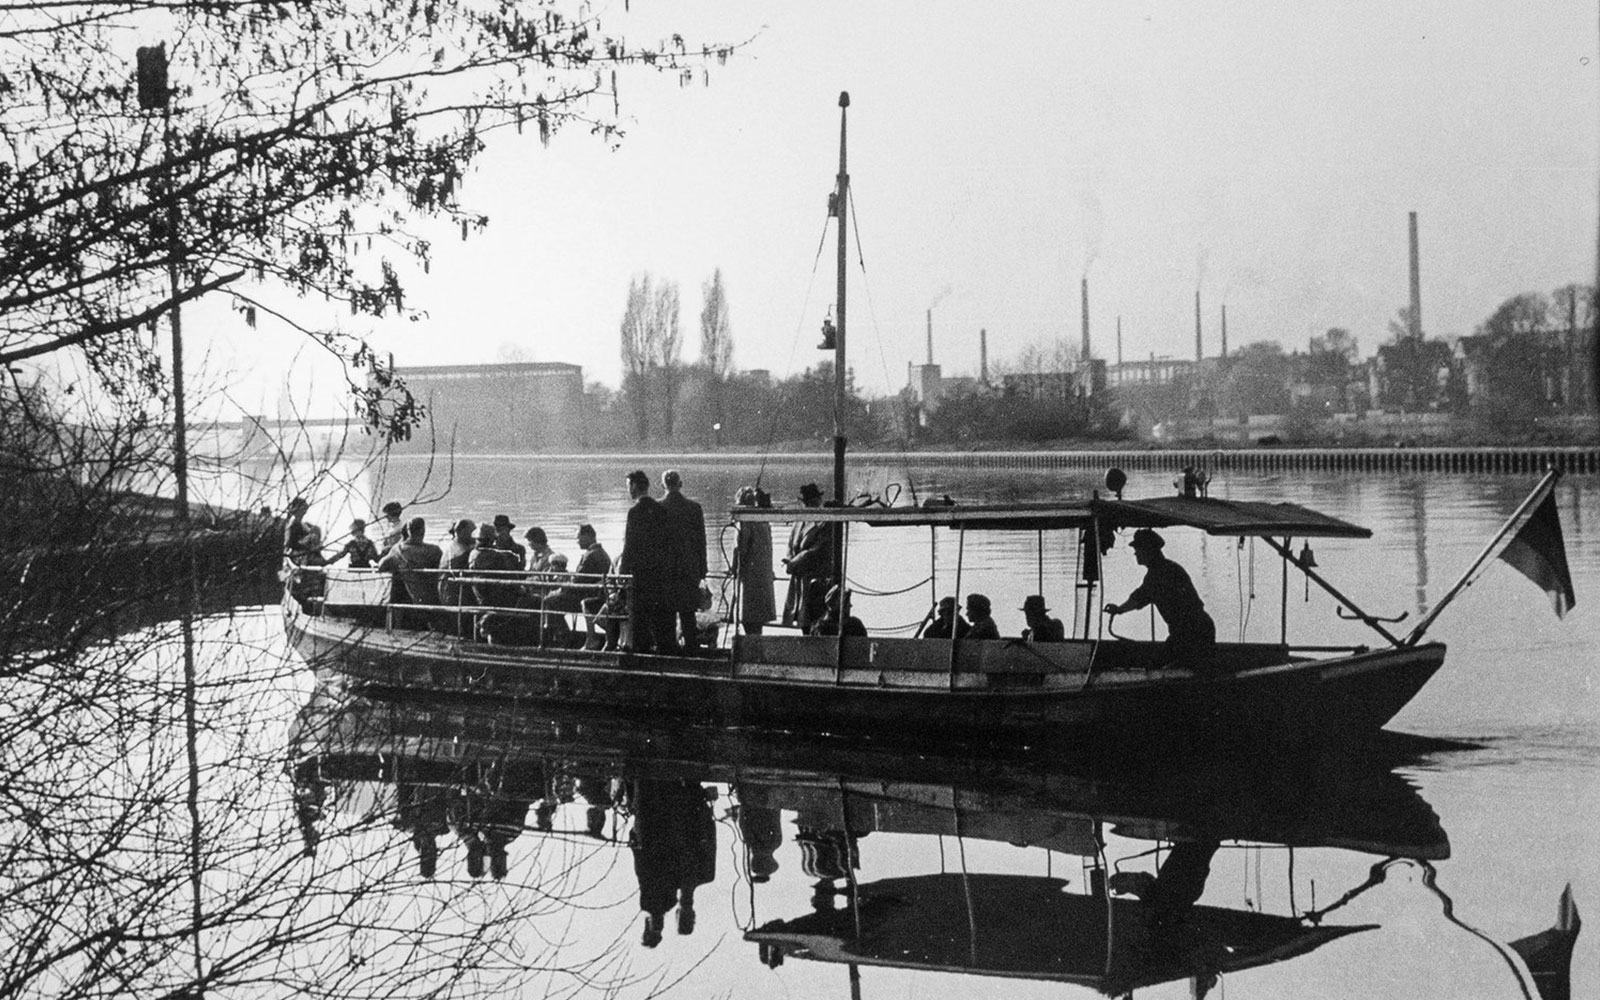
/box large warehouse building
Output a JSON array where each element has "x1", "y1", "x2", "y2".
[{"x1": 390, "y1": 361, "x2": 585, "y2": 452}]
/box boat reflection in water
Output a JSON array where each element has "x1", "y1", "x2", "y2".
[{"x1": 288, "y1": 681, "x2": 1578, "y2": 999}]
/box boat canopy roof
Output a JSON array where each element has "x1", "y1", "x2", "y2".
[{"x1": 730, "y1": 495, "x2": 1371, "y2": 538}]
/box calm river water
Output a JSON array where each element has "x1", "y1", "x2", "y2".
[{"x1": 249, "y1": 459, "x2": 1599, "y2": 998}]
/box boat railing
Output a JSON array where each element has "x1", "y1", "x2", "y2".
[{"x1": 288, "y1": 563, "x2": 734, "y2": 648}]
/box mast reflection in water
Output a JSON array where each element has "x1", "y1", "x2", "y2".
[{"x1": 289, "y1": 682, "x2": 1579, "y2": 999}]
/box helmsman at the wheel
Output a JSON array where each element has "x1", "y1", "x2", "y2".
[{"x1": 1103, "y1": 528, "x2": 1217, "y2": 666}]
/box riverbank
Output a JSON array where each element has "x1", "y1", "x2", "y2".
[{"x1": 386, "y1": 444, "x2": 1600, "y2": 476}]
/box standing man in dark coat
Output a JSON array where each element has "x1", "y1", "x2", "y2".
[
  {"x1": 659, "y1": 469, "x2": 708, "y2": 653},
  {"x1": 1104, "y1": 528, "x2": 1217, "y2": 666},
  {"x1": 781, "y1": 483, "x2": 833, "y2": 631},
  {"x1": 618, "y1": 469, "x2": 678, "y2": 654}
]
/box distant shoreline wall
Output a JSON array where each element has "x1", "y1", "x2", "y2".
[{"x1": 388, "y1": 446, "x2": 1600, "y2": 476}]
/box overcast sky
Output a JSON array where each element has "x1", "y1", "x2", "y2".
[{"x1": 201, "y1": 0, "x2": 1599, "y2": 416}]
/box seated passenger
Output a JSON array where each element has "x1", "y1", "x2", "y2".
[
  {"x1": 921, "y1": 596, "x2": 969, "y2": 639},
  {"x1": 542, "y1": 523, "x2": 613, "y2": 649},
  {"x1": 1020, "y1": 594, "x2": 1066, "y2": 642},
  {"x1": 469, "y1": 523, "x2": 522, "y2": 607},
  {"x1": 594, "y1": 583, "x2": 629, "y2": 651},
  {"x1": 376, "y1": 517, "x2": 444, "y2": 617},
  {"x1": 492, "y1": 514, "x2": 527, "y2": 569},
  {"x1": 438, "y1": 519, "x2": 477, "y2": 607},
  {"x1": 963, "y1": 593, "x2": 999, "y2": 640},
  {"x1": 524, "y1": 526, "x2": 555, "y2": 573},
  {"x1": 809, "y1": 585, "x2": 866, "y2": 638}
]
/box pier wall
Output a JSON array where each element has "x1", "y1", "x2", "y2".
[{"x1": 545, "y1": 446, "x2": 1600, "y2": 476}]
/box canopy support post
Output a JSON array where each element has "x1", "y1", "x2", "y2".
[{"x1": 1280, "y1": 536, "x2": 1290, "y2": 645}]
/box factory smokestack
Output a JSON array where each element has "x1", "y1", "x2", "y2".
[
  {"x1": 926, "y1": 309, "x2": 934, "y2": 364},
  {"x1": 1117, "y1": 316, "x2": 1123, "y2": 366},
  {"x1": 1221, "y1": 304, "x2": 1228, "y2": 359},
  {"x1": 1408, "y1": 211, "x2": 1423, "y2": 340},
  {"x1": 1194, "y1": 289, "x2": 1203, "y2": 361},
  {"x1": 980, "y1": 328, "x2": 988, "y2": 384},
  {"x1": 1081, "y1": 277, "x2": 1091, "y2": 360}
]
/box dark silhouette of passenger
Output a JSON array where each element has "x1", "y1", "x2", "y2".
[
  {"x1": 964, "y1": 593, "x2": 1000, "y2": 640},
  {"x1": 628, "y1": 778, "x2": 716, "y2": 948},
  {"x1": 619, "y1": 469, "x2": 678, "y2": 655},
  {"x1": 809, "y1": 585, "x2": 866, "y2": 637},
  {"x1": 920, "y1": 596, "x2": 970, "y2": 639},
  {"x1": 660, "y1": 469, "x2": 708, "y2": 654},
  {"x1": 1020, "y1": 594, "x2": 1066, "y2": 642}
]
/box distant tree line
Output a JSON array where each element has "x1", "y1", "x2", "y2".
[{"x1": 588, "y1": 278, "x2": 1596, "y2": 453}]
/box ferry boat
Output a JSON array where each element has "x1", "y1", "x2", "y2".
[{"x1": 283, "y1": 94, "x2": 1573, "y2": 754}]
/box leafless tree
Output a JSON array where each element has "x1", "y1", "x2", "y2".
[
  {"x1": 653, "y1": 281, "x2": 684, "y2": 439},
  {"x1": 699, "y1": 269, "x2": 733, "y2": 382},
  {"x1": 620, "y1": 273, "x2": 656, "y2": 443}
]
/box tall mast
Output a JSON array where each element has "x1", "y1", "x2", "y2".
[
  {"x1": 832, "y1": 92, "x2": 850, "y2": 592},
  {"x1": 833, "y1": 92, "x2": 850, "y2": 510}
]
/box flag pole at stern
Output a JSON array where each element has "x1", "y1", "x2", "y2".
[{"x1": 1404, "y1": 469, "x2": 1574, "y2": 646}]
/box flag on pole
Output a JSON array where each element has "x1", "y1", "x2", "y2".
[{"x1": 1498, "y1": 491, "x2": 1576, "y2": 618}]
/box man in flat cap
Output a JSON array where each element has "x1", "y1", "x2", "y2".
[{"x1": 1104, "y1": 528, "x2": 1216, "y2": 666}]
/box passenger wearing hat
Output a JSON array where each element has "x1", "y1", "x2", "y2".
[
  {"x1": 781, "y1": 482, "x2": 833, "y2": 631},
  {"x1": 1020, "y1": 595, "x2": 1066, "y2": 643},
  {"x1": 1104, "y1": 528, "x2": 1217, "y2": 665},
  {"x1": 328, "y1": 518, "x2": 380, "y2": 569},
  {"x1": 378, "y1": 501, "x2": 406, "y2": 554},
  {"x1": 492, "y1": 514, "x2": 526, "y2": 568},
  {"x1": 964, "y1": 593, "x2": 1000, "y2": 640}
]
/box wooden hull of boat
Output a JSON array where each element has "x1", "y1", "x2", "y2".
[{"x1": 284, "y1": 597, "x2": 1445, "y2": 751}]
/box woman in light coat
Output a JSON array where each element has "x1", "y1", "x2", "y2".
[{"x1": 732, "y1": 487, "x2": 776, "y2": 634}]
